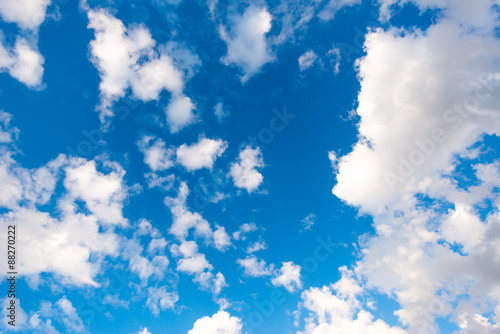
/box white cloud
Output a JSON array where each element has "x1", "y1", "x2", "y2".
[
  {"x1": 237, "y1": 255, "x2": 274, "y2": 277},
  {"x1": 64, "y1": 159, "x2": 127, "y2": 226},
  {"x1": 137, "y1": 136, "x2": 175, "y2": 172},
  {"x1": 228, "y1": 146, "x2": 264, "y2": 193},
  {"x1": 213, "y1": 102, "x2": 229, "y2": 123},
  {"x1": 188, "y1": 310, "x2": 243, "y2": 334},
  {"x1": 165, "y1": 182, "x2": 231, "y2": 250},
  {"x1": 299, "y1": 268, "x2": 406, "y2": 334},
  {"x1": 165, "y1": 93, "x2": 197, "y2": 133},
  {"x1": 0, "y1": 37, "x2": 44, "y2": 87},
  {"x1": 246, "y1": 239, "x2": 267, "y2": 253},
  {"x1": 146, "y1": 286, "x2": 179, "y2": 316},
  {"x1": 318, "y1": 0, "x2": 361, "y2": 21},
  {"x1": 271, "y1": 261, "x2": 303, "y2": 292},
  {"x1": 87, "y1": 9, "x2": 200, "y2": 128},
  {"x1": 137, "y1": 328, "x2": 152, "y2": 334},
  {"x1": 0, "y1": 0, "x2": 51, "y2": 30},
  {"x1": 176, "y1": 137, "x2": 228, "y2": 171},
  {"x1": 298, "y1": 50, "x2": 317, "y2": 71},
  {"x1": 219, "y1": 6, "x2": 274, "y2": 82},
  {"x1": 301, "y1": 213, "x2": 316, "y2": 231},
  {"x1": 329, "y1": 1, "x2": 500, "y2": 332},
  {"x1": 232, "y1": 222, "x2": 257, "y2": 241}
]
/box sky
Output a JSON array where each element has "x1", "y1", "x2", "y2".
[{"x1": 0, "y1": 0, "x2": 500, "y2": 333}]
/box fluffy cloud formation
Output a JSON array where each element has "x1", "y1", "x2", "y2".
[
  {"x1": 0, "y1": 0, "x2": 51, "y2": 87},
  {"x1": 237, "y1": 255, "x2": 274, "y2": 277},
  {"x1": 329, "y1": 0, "x2": 500, "y2": 332},
  {"x1": 219, "y1": 6, "x2": 274, "y2": 82},
  {"x1": 188, "y1": 310, "x2": 243, "y2": 334},
  {"x1": 137, "y1": 136, "x2": 175, "y2": 172},
  {"x1": 165, "y1": 182, "x2": 230, "y2": 295},
  {"x1": 176, "y1": 137, "x2": 228, "y2": 171},
  {"x1": 298, "y1": 268, "x2": 406, "y2": 334},
  {"x1": 87, "y1": 9, "x2": 200, "y2": 131},
  {"x1": 0, "y1": 0, "x2": 51, "y2": 30},
  {"x1": 237, "y1": 255, "x2": 303, "y2": 293},
  {"x1": 228, "y1": 146, "x2": 264, "y2": 193},
  {"x1": 298, "y1": 50, "x2": 318, "y2": 71},
  {"x1": 165, "y1": 182, "x2": 231, "y2": 251},
  {"x1": 271, "y1": 261, "x2": 303, "y2": 293}
]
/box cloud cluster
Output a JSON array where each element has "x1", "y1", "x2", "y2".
[
  {"x1": 188, "y1": 310, "x2": 243, "y2": 334},
  {"x1": 87, "y1": 9, "x2": 200, "y2": 131},
  {"x1": 0, "y1": 0, "x2": 48, "y2": 87},
  {"x1": 326, "y1": 0, "x2": 500, "y2": 332}
]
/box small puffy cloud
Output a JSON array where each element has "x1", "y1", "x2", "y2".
[
  {"x1": 170, "y1": 240, "x2": 227, "y2": 295},
  {"x1": 232, "y1": 222, "x2": 257, "y2": 241},
  {"x1": 298, "y1": 50, "x2": 317, "y2": 71},
  {"x1": 271, "y1": 262, "x2": 302, "y2": 292},
  {"x1": 246, "y1": 239, "x2": 267, "y2": 253},
  {"x1": 165, "y1": 182, "x2": 231, "y2": 250},
  {"x1": 219, "y1": 6, "x2": 274, "y2": 82},
  {"x1": 0, "y1": 0, "x2": 51, "y2": 30},
  {"x1": 213, "y1": 102, "x2": 229, "y2": 123},
  {"x1": 146, "y1": 286, "x2": 179, "y2": 316},
  {"x1": 137, "y1": 328, "x2": 152, "y2": 334},
  {"x1": 228, "y1": 146, "x2": 264, "y2": 193},
  {"x1": 301, "y1": 213, "x2": 316, "y2": 231},
  {"x1": 64, "y1": 159, "x2": 127, "y2": 226},
  {"x1": 0, "y1": 37, "x2": 44, "y2": 87},
  {"x1": 165, "y1": 93, "x2": 197, "y2": 133},
  {"x1": 237, "y1": 255, "x2": 274, "y2": 277},
  {"x1": 170, "y1": 241, "x2": 213, "y2": 274},
  {"x1": 176, "y1": 137, "x2": 228, "y2": 171},
  {"x1": 137, "y1": 136, "x2": 175, "y2": 171},
  {"x1": 188, "y1": 311, "x2": 243, "y2": 334},
  {"x1": 327, "y1": 46, "x2": 341, "y2": 74}
]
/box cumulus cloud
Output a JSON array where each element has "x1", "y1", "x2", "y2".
[
  {"x1": 228, "y1": 146, "x2": 264, "y2": 193},
  {"x1": 188, "y1": 310, "x2": 243, "y2": 334},
  {"x1": 137, "y1": 136, "x2": 175, "y2": 172},
  {"x1": 298, "y1": 268, "x2": 406, "y2": 334},
  {"x1": 0, "y1": 0, "x2": 51, "y2": 30},
  {"x1": 0, "y1": 36, "x2": 44, "y2": 87},
  {"x1": 271, "y1": 261, "x2": 303, "y2": 293},
  {"x1": 219, "y1": 6, "x2": 274, "y2": 82},
  {"x1": 237, "y1": 255, "x2": 274, "y2": 277},
  {"x1": 329, "y1": 0, "x2": 500, "y2": 332},
  {"x1": 87, "y1": 9, "x2": 200, "y2": 130},
  {"x1": 232, "y1": 222, "x2": 257, "y2": 241},
  {"x1": 0, "y1": 0, "x2": 48, "y2": 87},
  {"x1": 146, "y1": 286, "x2": 179, "y2": 316},
  {"x1": 176, "y1": 137, "x2": 228, "y2": 171},
  {"x1": 298, "y1": 50, "x2": 318, "y2": 71}
]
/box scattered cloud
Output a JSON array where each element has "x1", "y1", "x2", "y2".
[
  {"x1": 219, "y1": 6, "x2": 274, "y2": 83},
  {"x1": 176, "y1": 137, "x2": 228, "y2": 171},
  {"x1": 228, "y1": 146, "x2": 264, "y2": 193}
]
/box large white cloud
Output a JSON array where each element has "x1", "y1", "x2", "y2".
[
  {"x1": 188, "y1": 310, "x2": 243, "y2": 334},
  {"x1": 328, "y1": 0, "x2": 500, "y2": 332},
  {"x1": 219, "y1": 6, "x2": 274, "y2": 82}
]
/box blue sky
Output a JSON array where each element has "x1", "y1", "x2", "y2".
[{"x1": 1, "y1": 0, "x2": 500, "y2": 333}]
